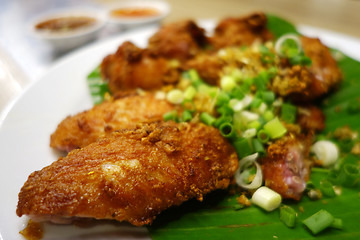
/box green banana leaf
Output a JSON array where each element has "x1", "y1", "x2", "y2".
[{"x1": 147, "y1": 15, "x2": 360, "y2": 240}]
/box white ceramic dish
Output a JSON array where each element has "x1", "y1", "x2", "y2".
[
  {"x1": 1, "y1": 21, "x2": 360, "y2": 239},
  {"x1": 29, "y1": 7, "x2": 107, "y2": 52},
  {"x1": 106, "y1": 0, "x2": 170, "y2": 28}
]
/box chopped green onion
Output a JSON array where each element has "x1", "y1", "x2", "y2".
[
  {"x1": 235, "y1": 153, "x2": 263, "y2": 189},
  {"x1": 214, "y1": 115, "x2": 232, "y2": 128},
  {"x1": 219, "y1": 122, "x2": 236, "y2": 138},
  {"x1": 263, "y1": 110, "x2": 275, "y2": 122},
  {"x1": 188, "y1": 69, "x2": 205, "y2": 88},
  {"x1": 247, "y1": 120, "x2": 261, "y2": 130},
  {"x1": 200, "y1": 112, "x2": 216, "y2": 126},
  {"x1": 229, "y1": 99, "x2": 245, "y2": 112},
  {"x1": 275, "y1": 33, "x2": 302, "y2": 57},
  {"x1": 311, "y1": 140, "x2": 339, "y2": 167},
  {"x1": 166, "y1": 89, "x2": 184, "y2": 104},
  {"x1": 229, "y1": 86, "x2": 245, "y2": 100},
  {"x1": 232, "y1": 138, "x2": 253, "y2": 159},
  {"x1": 220, "y1": 75, "x2": 237, "y2": 92},
  {"x1": 163, "y1": 111, "x2": 178, "y2": 122},
  {"x1": 250, "y1": 98, "x2": 263, "y2": 109},
  {"x1": 319, "y1": 180, "x2": 336, "y2": 197},
  {"x1": 240, "y1": 111, "x2": 260, "y2": 123},
  {"x1": 289, "y1": 55, "x2": 312, "y2": 66},
  {"x1": 216, "y1": 91, "x2": 231, "y2": 106},
  {"x1": 281, "y1": 102, "x2": 297, "y2": 123},
  {"x1": 253, "y1": 71, "x2": 270, "y2": 91},
  {"x1": 217, "y1": 105, "x2": 234, "y2": 116},
  {"x1": 337, "y1": 163, "x2": 360, "y2": 188},
  {"x1": 181, "y1": 110, "x2": 193, "y2": 122},
  {"x1": 331, "y1": 218, "x2": 343, "y2": 230},
  {"x1": 280, "y1": 205, "x2": 297, "y2": 228},
  {"x1": 243, "y1": 128, "x2": 257, "y2": 138},
  {"x1": 257, "y1": 129, "x2": 270, "y2": 143},
  {"x1": 251, "y1": 186, "x2": 282, "y2": 211},
  {"x1": 252, "y1": 138, "x2": 265, "y2": 155},
  {"x1": 263, "y1": 117, "x2": 287, "y2": 139},
  {"x1": 183, "y1": 86, "x2": 197, "y2": 100},
  {"x1": 302, "y1": 209, "x2": 335, "y2": 235},
  {"x1": 260, "y1": 91, "x2": 275, "y2": 104}
]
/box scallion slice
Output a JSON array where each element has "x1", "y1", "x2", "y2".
[
  {"x1": 280, "y1": 205, "x2": 297, "y2": 228},
  {"x1": 199, "y1": 112, "x2": 216, "y2": 126},
  {"x1": 219, "y1": 122, "x2": 236, "y2": 138},
  {"x1": 302, "y1": 209, "x2": 335, "y2": 235},
  {"x1": 263, "y1": 117, "x2": 287, "y2": 139}
]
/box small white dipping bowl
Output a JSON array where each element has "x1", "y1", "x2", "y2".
[
  {"x1": 106, "y1": 0, "x2": 170, "y2": 28},
  {"x1": 30, "y1": 8, "x2": 107, "y2": 52}
]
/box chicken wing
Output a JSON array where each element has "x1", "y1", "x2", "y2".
[
  {"x1": 270, "y1": 36, "x2": 342, "y2": 102},
  {"x1": 17, "y1": 121, "x2": 239, "y2": 226},
  {"x1": 147, "y1": 20, "x2": 209, "y2": 61},
  {"x1": 50, "y1": 93, "x2": 178, "y2": 152},
  {"x1": 100, "y1": 41, "x2": 179, "y2": 94},
  {"x1": 210, "y1": 12, "x2": 273, "y2": 50}
]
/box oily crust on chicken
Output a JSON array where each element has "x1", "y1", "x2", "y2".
[{"x1": 18, "y1": 121, "x2": 239, "y2": 226}]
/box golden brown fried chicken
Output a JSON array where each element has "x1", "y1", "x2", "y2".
[
  {"x1": 50, "y1": 93, "x2": 178, "y2": 152},
  {"x1": 210, "y1": 12, "x2": 273, "y2": 50},
  {"x1": 100, "y1": 41, "x2": 179, "y2": 94},
  {"x1": 260, "y1": 134, "x2": 312, "y2": 200},
  {"x1": 301, "y1": 36, "x2": 342, "y2": 98},
  {"x1": 18, "y1": 121, "x2": 239, "y2": 226},
  {"x1": 271, "y1": 36, "x2": 342, "y2": 102},
  {"x1": 148, "y1": 20, "x2": 209, "y2": 61}
]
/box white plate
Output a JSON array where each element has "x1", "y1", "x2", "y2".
[{"x1": 1, "y1": 20, "x2": 360, "y2": 240}]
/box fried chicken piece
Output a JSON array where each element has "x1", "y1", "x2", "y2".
[
  {"x1": 271, "y1": 36, "x2": 342, "y2": 102},
  {"x1": 147, "y1": 20, "x2": 209, "y2": 61},
  {"x1": 301, "y1": 36, "x2": 342, "y2": 98},
  {"x1": 17, "y1": 121, "x2": 239, "y2": 226},
  {"x1": 100, "y1": 41, "x2": 179, "y2": 94},
  {"x1": 50, "y1": 93, "x2": 178, "y2": 152},
  {"x1": 210, "y1": 12, "x2": 273, "y2": 50},
  {"x1": 260, "y1": 134, "x2": 312, "y2": 200}
]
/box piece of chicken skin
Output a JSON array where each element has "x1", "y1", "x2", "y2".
[
  {"x1": 210, "y1": 12, "x2": 273, "y2": 50},
  {"x1": 271, "y1": 36, "x2": 342, "y2": 102},
  {"x1": 260, "y1": 134, "x2": 312, "y2": 201},
  {"x1": 100, "y1": 41, "x2": 179, "y2": 94},
  {"x1": 147, "y1": 20, "x2": 209, "y2": 62},
  {"x1": 50, "y1": 93, "x2": 178, "y2": 152},
  {"x1": 17, "y1": 121, "x2": 239, "y2": 226}
]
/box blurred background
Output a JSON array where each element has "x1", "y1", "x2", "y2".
[{"x1": 0, "y1": 0, "x2": 360, "y2": 116}]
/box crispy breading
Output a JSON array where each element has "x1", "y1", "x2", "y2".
[
  {"x1": 210, "y1": 12, "x2": 273, "y2": 49},
  {"x1": 100, "y1": 41, "x2": 179, "y2": 94},
  {"x1": 148, "y1": 20, "x2": 209, "y2": 61},
  {"x1": 18, "y1": 121, "x2": 239, "y2": 226},
  {"x1": 50, "y1": 93, "x2": 178, "y2": 152}
]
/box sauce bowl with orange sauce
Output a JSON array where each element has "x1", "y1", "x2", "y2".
[{"x1": 106, "y1": 1, "x2": 170, "y2": 28}]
